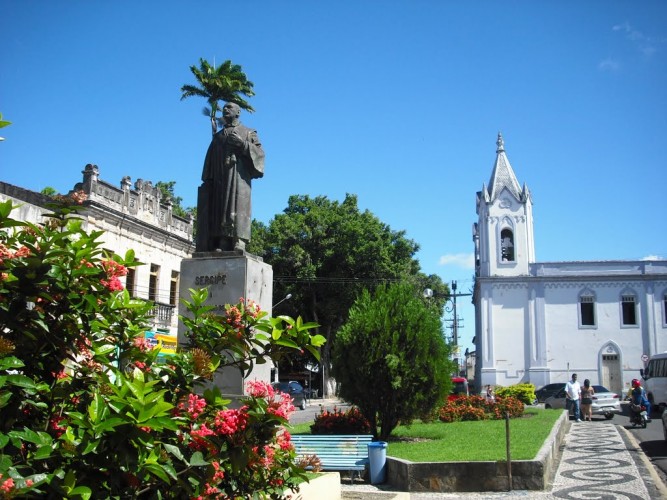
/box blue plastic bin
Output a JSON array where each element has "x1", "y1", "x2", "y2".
[{"x1": 367, "y1": 441, "x2": 388, "y2": 484}]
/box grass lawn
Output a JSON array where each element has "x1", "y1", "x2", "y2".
[{"x1": 289, "y1": 408, "x2": 563, "y2": 462}]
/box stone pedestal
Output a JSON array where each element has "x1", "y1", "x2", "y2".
[{"x1": 178, "y1": 250, "x2": 273, "y2": 398}]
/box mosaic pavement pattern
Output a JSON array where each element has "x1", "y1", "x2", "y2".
[
  {"x1": 345, "y1": 420, "x2": 663, "y2": 499},
  {"x1": 550, "y1": 422, "x2": 650, "y2": 499}
]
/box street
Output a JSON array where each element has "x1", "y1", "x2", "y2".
[
  {"x1": 290, "y1": 398, "x2": 667, "y2": 484},
  {"x1": 289, "y1": 398, "x2": 351, "y2": 425},
  {"x1": 616, "y1": 403, "x2": 667, "y2": 481}
]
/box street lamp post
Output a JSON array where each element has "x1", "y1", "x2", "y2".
[{"x1": 272, "y1": 293, "x2": 292, "y2": 310}]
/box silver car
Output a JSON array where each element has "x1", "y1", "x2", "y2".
[{"x1": 544, "y1": 385, "x2": 621, "y2": 420}]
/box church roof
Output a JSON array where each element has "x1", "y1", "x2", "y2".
[{"x1": 487, "y1": 133, "x2": 523, "y2": 202}]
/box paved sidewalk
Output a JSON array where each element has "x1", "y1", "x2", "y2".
[{"x1": 341, "y1": 420, "x2": 667, "y2": 499}]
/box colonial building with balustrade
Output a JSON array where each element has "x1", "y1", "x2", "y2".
[{"x1": 0, "y1": 164, "x2": 195, "y2": 339}]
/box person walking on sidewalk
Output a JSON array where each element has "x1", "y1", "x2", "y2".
[
  {"x1": 565, "y1": 373, "x2": 582, "y2": 422},
  {"x1": 580, "y1": 379, "x2": 594, "y2": 421}
]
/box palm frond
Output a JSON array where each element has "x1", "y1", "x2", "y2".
[{"x1": 181, "y1": 57, "x2": 257, "y2": 121}]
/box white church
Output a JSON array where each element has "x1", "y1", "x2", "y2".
[{"x1": 472, "y1": 134, "x2": 667, "y2": 397}]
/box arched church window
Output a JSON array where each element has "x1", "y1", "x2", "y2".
[{"x1": 500, "y1": 228, "x2": 515, "y2": 262}]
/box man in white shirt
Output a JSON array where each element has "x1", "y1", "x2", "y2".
[{"x1": 565, "y1": 373, "x2": 582, "y2": 422}]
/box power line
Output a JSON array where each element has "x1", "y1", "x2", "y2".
[{"x1": 274, "y1": 276, "x2": 404, "y2": 284}]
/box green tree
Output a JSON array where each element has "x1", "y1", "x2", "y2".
[
  {"x1": 40, "y1": 186, "x2": 58, "y2": 197},
  {"x1": 180, "y1": 58, "x2": 255, "y2": 136},
  {"x1": 155, "y1": 180, "x2": 196, "y2": 220},
  {"x1": 248, "y1": 194, "x2": 449, "y2": 395},
  {"x1": 332, "y1": 282, "x2": 455, "y2": 440}
]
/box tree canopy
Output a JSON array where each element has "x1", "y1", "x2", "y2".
[
  {"x1": 156, "y1": 180, "x2": 195, "y2": 220},
  {"x1": 333, "y1": 282, "x2": 455, "y2": 440},
  {"x1": 247, "y1": 194, "x2": 450, "y2": 395}
]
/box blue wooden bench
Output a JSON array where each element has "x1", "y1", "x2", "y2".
[{"x1": 291, "y1": 434, "x2": 373, "y2": 481}]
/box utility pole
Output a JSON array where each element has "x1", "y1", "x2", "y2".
[
  {"x1": 445, "y1": 281, "x2": 472, "y2": 375},
  {"x1": 424, "y1": 282, "x2": 472, "y2": 375}
]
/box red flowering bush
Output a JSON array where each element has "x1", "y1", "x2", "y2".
[
  {"x1": 438, "y1": 394, "x2": 524, "y2": 423},
  {"x1": 0, "y1": 198, "x2": 325, "y2": 499},
  {"x1": 311, "y1": 406, "x2": 372, "y2": 435},
  {"x1": 490, "y1": 396, "x2": 525, "y2": 419},
  {"x1": 439, "y1": 395, "x2": 489, "y2": 422}
]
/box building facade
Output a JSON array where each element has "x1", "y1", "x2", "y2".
[
  {"x1": 473, "y1": 134, "x2": 667, "y2": 397},
  {"x1": 0, "y1": 164, "x2": 195, "y2": 336}
]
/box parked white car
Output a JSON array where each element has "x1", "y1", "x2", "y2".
[{"x1": 544, "y1": 385, "x2": 621, "y2": 420}]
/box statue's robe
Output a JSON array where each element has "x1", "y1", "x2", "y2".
[{"x1": 196, "y1": 124, "x2": 264, "y2": 252}]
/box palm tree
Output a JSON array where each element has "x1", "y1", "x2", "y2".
[{"x1": 180, "y1": 58, "x2": 255, "y2": 136}]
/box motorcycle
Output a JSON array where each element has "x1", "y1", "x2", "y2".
[{"x1": 629, "y1": 403, "x2": 648, "y2": 428}]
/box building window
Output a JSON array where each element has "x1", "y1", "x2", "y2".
[
  {"x1": 149, "y1": 264, "x2": 160, "y2": 302},
  {"x1": 663, "y1": 292, "x2": 667, "y2": 326},
  {"x1": 500, "y1": 228, "x2": 515, "y2": 262},
  {"x1": 621, "y1": 294, "x2": 637, "y2": 326},
  {"x1": 170, "y1": 271, "x2": 179, "y2": 306},
  {"x1": 579, "y1": 294, "x2": 596, "y2": 327},
  {"x1": 125, "y1": 268, "x2": 136, "y2": 297}
]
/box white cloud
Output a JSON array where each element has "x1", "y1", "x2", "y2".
[
  {"x1": 641, "y1": 255, "x2": 664, "y2": 261},
  {"x1": 438, "y1": 253, "x2": 475, "y2": 269},
  {"x1": 612, "y1": 22, "x2": 660, "y2": 58},
  {"x1": 598, "y1": 58, "x2": 620, "y2": 72}
]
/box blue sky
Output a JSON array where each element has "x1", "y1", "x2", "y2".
[{"x1": 2, "y1": 1, "x2": 666, "y2": 355}]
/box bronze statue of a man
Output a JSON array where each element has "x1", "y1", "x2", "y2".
[{"x1": 196, "y1": 102, "x2": 265, "y2": 252}]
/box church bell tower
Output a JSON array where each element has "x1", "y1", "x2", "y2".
[{"x1": 474, "y1": 133, "x2": 535, "y2": 278}]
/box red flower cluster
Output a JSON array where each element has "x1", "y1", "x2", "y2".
[
  {"x1": 246, "y1": 380, "x2": 295, "y2": 420},
  {"x1": 213, "y1": 408, "x2": 248, "y2": 435},
  {"x1": 100, "y1": 259, "x2": 127, "y2": 292},
  {"x1": 49, "y1": 415, "x2": 67, "y2": 438},
  {"x1": 311, "y1": 406, "x2": 372, "y2": 435},
  {"x1": 0, "y1": 242, "x2": 31, "y2": 266},
  {"x1": 180, "y1": 394, "x2": 207, "y2": 420}
]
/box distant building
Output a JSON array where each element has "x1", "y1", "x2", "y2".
[
  {"x1": 472, "y1": 134, "x2": 667, "y2": 397},
  {"x1": 0, "y1": 164, "x2": 195, "y2": 336}
]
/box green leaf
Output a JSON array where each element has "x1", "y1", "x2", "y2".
[
  {"x1": 33, "y1": 442, "x2": 54, "y2": 460},
  {"x1": 69, "y1": 485, "x2": 92, "y2": 500},
  {"x1": 88, "y1": 393, "x2": 105, "y2": 423},
  {"x1": 94, "y1": 417, "x2": 126, "y2": 433},
  {"x1": 163, "y1": 443, "x2": 185, "y2": 462},
  {"x1": 0, "y1": 356, "x2": 25, "y2": 370},
  {"x1": 137, "y1": 401, "x2": 174, "y2": 423},
  {"x1": 82, "y1": 439, "x2": 100, "y2": 455},
  {"x1": 6, "y1": 374, "x2": 41, "y2": 390},
  {"x1": 189, "y1": 451, "x2": 208, "y2": 466},
  {"x1": 0, "y1": 200, "x2": 13, "y2": 218}
]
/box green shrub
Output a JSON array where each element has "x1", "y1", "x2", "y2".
[
  {"x1": 494, "y1": 383, "x2": 536, "y2": 405},
  {"x1": 310, "y1": 406, "x2": 372, "y2": 435},
  {"x1": 333, "y1": 283, "x2": 455, "y2": 440},
  {"x1": 0, "y1": 197, "x2": 325, "y2": 498}
]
